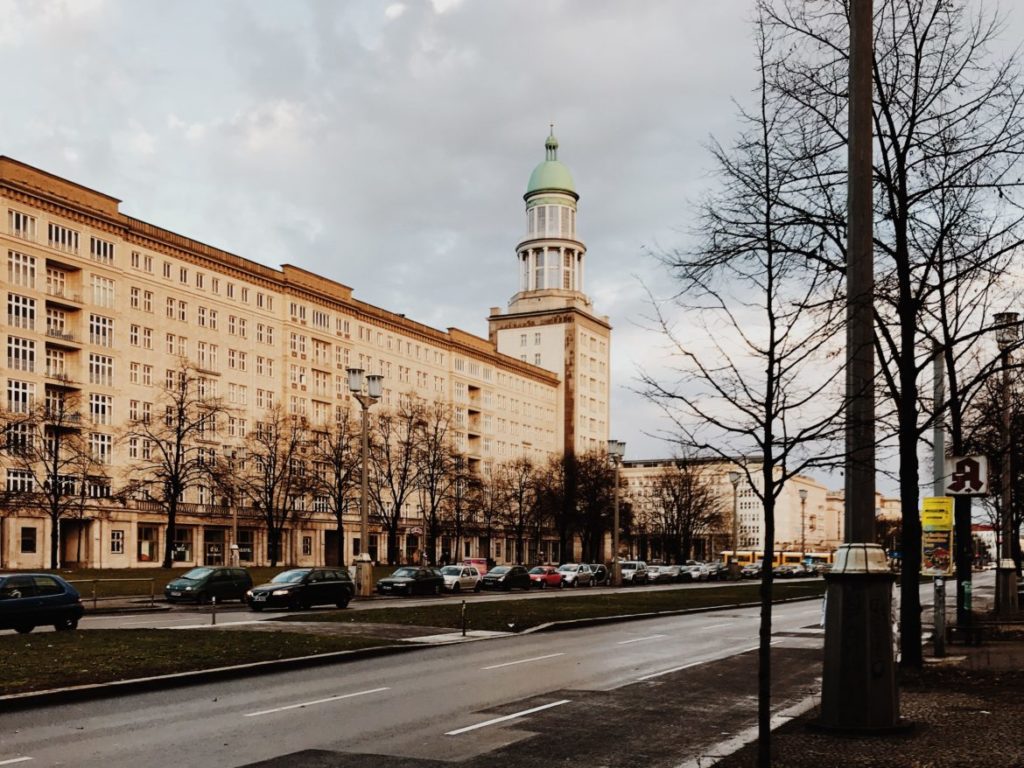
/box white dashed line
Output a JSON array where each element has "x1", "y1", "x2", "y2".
[
  {"x1": 445, "y1": 700, "x2": 571, "y2": 736},
  {"x1": 617, "y1": 634, "x2": 667, "y2": 645},
  {"x1": 244, "y1": 687, "x2": 390, "y2": 717},
  {"x1": 481, "y1": 653, "x2": 564, "y2": 670},
  {"x1": 0, "y1": 758, "x2": 33, "y2": 766}
]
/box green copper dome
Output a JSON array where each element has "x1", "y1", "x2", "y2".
[{"x1": 526, "y1": 128, "x2": 576, "y2": 196}]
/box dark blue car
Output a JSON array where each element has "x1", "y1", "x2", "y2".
[{"x1": 0, "y1": 573, "x2": 85, "y2": 634}]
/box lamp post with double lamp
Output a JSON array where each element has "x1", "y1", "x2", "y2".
[
  {"x1": 347, "y1": 367, "x2": 383, "y2": 598},
  {"x1": 993, "y1": 312, "x2": 1019, "y2": 618},
  {"x1": 728, "y1": 471, "x2": 741, "y2": 579},
  {"x1": 607, "y1": 439, "x2": 625, "y2": 587},
  {"x1": 798, "y1": 488, "x2": 808, "y2": 568}
]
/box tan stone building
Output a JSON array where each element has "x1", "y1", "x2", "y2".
[{"x1": 0, "y1": 154, "x2": 576, "y2": 569}]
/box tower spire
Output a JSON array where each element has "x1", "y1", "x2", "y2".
[{"x1": 545, "y1": 124, "x2": 558, "y2": 161}]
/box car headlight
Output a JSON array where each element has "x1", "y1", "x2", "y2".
[
  {"x1": 184, "y1": 586, "x2": 193, "y2": 591},
  {"x1": 271, "y1": 588, "x2": 293, "y2": 596},
  {"x1": 246, "y1": 590, "x2": 253, "y2": 597}
]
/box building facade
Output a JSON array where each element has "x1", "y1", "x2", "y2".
[{"x1": 0, "y1": 150, "x2": 582, "y2": 570}]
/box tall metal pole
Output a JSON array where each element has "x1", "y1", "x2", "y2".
[
  {"x1": 360, "y1": 402, "x2": 370, "y2": 564},
  {"x1": 799, "y1": 490, "x2": 807, "y2": 562},
  {"x1": 933, "y1": 342, "x2": 948, "y2": 656},
  {"x1": 819, "y1": 0, "x2": 901, "y2": 731},
  {"x1": 996, "y1": 337, "x2": 1018, "y2": 618},
  {"x1": 729, "y1": 472, "x2": 741, "y2": 580},
  {"x1": 612, "y1": 461, "x2": 621, "y2": 586}
]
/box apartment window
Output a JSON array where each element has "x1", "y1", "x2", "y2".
[
  {"x1": 238, "y1": 318, "x2": 247, "y2": 338},
  {"x1": 110, "y1": 530, "x2": 125, "y2": 555},
  {"x1": 89, "y1": 354, "x2": 113, "y2": 386},
  {"x1": 130, "y1": 362, "x2": 140, "y2": 384},
  {"x1": 130, "y1": 324, "x2": 140, "y2": 346},
  {"x1": 178, "y1": 300, "x2": 187, "y2": 322},
  {"x1": 228, "y1": 315, "x2": 236, "y2": 335},
  {"x1": 90, "y1": 237, "x2": 115, "y2": 264},
  {"x1": 256, "y1": 323, "x2": 264, "y2": 343},
  {"x1": 143, "y1": 290, "x2": 153, "y2": 313},
  {"x1": 177, "y1": 336, "x2": 187, "y2": 356},
  {"x1": 166, "y1": 333, "x2": 175, "y2": 354},
  {"x1": 228, "y1": 349, "x2": 237, "y2": 369},
  {"x1": 90, "y1": 433, "x2": 112, "y2": 464},
  {"x1": 179, "y1": 266, "x2": 188, "y2": 284},
  {"x1": 240, "y1": 287, "x2": 249, "y2": 303},
  {"x1": 9, "y1": 210, "x2": 36, "y2": 240},
  {"x1": 131, "y1": 250, "x2": 141, "y2": 269},
  {"x1": 8, "y1": 251, "x2": 35, "y2": 288},
  {"x1": 211, "y1": 278, "x2": 219, "y2": 294},
  {"x1": 130, "y1": 286, "x2": 141, "y2": 309},
  {"x1": 143, "y1": 327, "x2": 153, "y2": 349},
  {"x1": 7, "y1": 336, "x2": 35, "y2": 372},
  {"x1": 7, "y1": 294, "x2": 35, "y2": 330},
  {"x1": 90, "y1": 394, "x2": 113, "y2": 425},
  {"x1": 89, "y1": 314, "x2": 114, "y2": 347},
  {"x1": 142, "y1": 365, "x2": 152, "y2": 386},
  {"x1": 197, "y1": 306, "x2": 207, "y2": 327},
  {"x1": 91, "y1": 275, "x2": 115, "y2": 308},
  {"x1": 48, "y1": 223, "x2": 79, "y2": 254},
  {"x1": 195, "y1": 272, "x2": 204, "y2": 289},
  {"x1": 20, "y1": 526, "x2": 37, "y2": 553},
  {"x1": 302, "y1": 536, "x2": 313, "y2": 557},
  {"x1": 226, "y1": 283, "x2": 235, "y2": 299},
  {"x1": 7, "y1": 380, "x2": 33, "y2": 413},
  {"x1": 209, "y1": 309, "x2": 218, "y2": 330},
  {"x1": 312, "y1": 310, "x2": 329, "y2": 329},
  {"x1": 163, "y1": 261, "x2": 172, "y2": 279}
]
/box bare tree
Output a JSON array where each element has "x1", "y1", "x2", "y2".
[
  {"x1": 494, "y1": 456, "x2": 537, "y2": 564},
  {"x1": 415, "y1": 400, "x2": 458, "y2": 565},
  {"x1": 762, "y1": 0, "x2": 1024, "y2": 668},
  {"x1": 534, "y1": 455, "x2": 574, "y2": 563},
  {"x1": 235, "y1": 405, "x2": 310, "y2": 567},
  {"x1": 0, "y1": 393, "x2": 108, "y2": 568},
  {"x1": 121, "y1": 361, "x2": 232, "y2": 568},
  {"x1": 650, "y1": 459, "x2": 726, "y2": 562},
  {"x1": 369, "y1": 396, "x2": 424, "y2": 565},
  {"x1": 641, "y1": 15, "x2": 846, "y2": 764},
  {"x1": 575, "y1": 450, "x2": 616, "y2": 563},
  {"x1": 440, "y1": 453, "x2": 479, "y2": 565},
  {"x1": 307, "y1": 408, "x2": 361, "y2": 566}
]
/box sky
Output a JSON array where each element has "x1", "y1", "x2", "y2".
[{"x1": 2, "y1": 0, "x2": 1022, "y2": 481}]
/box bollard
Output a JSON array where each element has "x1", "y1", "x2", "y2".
[
  {"x1": 462, "y1": 600, "x2": 467, "y2": 637},
  {"x1": 92, "y1": 580, "x2": 98, "y2": 610},
  {"x1": 211, "y1": 596, "x2": 217, "y2": 625},
  {"x1": 933, "y1": 576, "x2": 945, "y2": 657}
]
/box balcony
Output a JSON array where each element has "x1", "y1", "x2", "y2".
[
  {"x1": 43, "y1": 409, "x2": 83, "y2": 428},
  {"x1": 45, "y1": 370, "x2": 82, "y2": 389},
  {"x1": 45, "y1": 328, "x2": 81, "y2": 348},
  {"x1": 45, "y1": 288, "x2": 84, "y2": 310}
]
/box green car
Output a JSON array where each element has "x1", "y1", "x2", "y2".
[{"x1": 164, "y1": 567, "x2": 253, "y2": 604}]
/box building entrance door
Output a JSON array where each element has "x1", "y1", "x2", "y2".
[{"x1": 204, "y1": 529, "x2": 225, "y2": 566}]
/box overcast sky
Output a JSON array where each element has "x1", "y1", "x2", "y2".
[{"x1": 3, "y1": 0, "x2": 1022, "y2": 478}]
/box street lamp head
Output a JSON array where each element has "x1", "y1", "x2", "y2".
[
  {"x1": 607, "y1": 439, "x2": 625, "y2": 462},
  {"x1": 993, "y1": 312, "x2": 1020, "y2": 351},
  {"x1": 346, "y1": 367, "x2": 365, "y2": 394},
  {"x1": 366, "y1": 374, "x2": 384, "y2": 399},
  {"x1": 799, "y1": 488, "x2": 808, "y2": 502},
  {"x1": 728, "y1": 470, "x2": 741, "y2": 487}
]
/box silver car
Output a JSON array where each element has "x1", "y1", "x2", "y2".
[
  {"x1": 439, "y1": 565, "x2": 482, "y2": 593},
  {"x1": 557, "y1": 563, "x2": 593, "y2": 587},
  {"x1": 620, "y1": 560, "x2": 649, "y2": 585}
]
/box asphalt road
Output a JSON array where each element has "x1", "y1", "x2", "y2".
[{"x1": 0, "y1": 599, "x2": 827, "y2": 768}]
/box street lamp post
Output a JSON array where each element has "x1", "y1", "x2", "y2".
[
  {"x1": 728, "y1": 471, "x2": 741, "y2": 580},
  {"x1": 347, "y1": 367, "x2": 383, "y2": 598},
  {"x1": 607, "y1": 440, "x2": 625, "y2": 587},
  {"x1": 994, "y1": 312, "x2": 1019, "y2": 619},
  {"x1": 798, "y1": 489, "x2": 808, "y2": 566}
]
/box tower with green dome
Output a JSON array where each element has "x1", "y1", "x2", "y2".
[{"x1": 489, "y1": 128, "x2": 611, "y2": 458}]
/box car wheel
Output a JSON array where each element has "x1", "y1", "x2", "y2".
[
  {"x1": 452, "y1": 583, "x2": 461, "y2": 593},
  {"x1": 54, "y1": 617, "x2": 78, "y2": 631},
  {"x1": 195, "y1": 591, "x2": 208, "y2": 605},
  {"x1": 336, "y1": 595, "x2": 351, "y2": 609},
  {"x1": 559, "y1": 580, "x2": 564, "y2": 589},
  {"x1": 15, "y1": 624, "x2": 34, "y2": 634},
  {"x1": 433, "y1": 584, "x2": 441, "y2": 596},
  {"x1": 251, "y1": 604, "x2": 264, "y2": 612},
  {"x1": 539, "y1": 580, "x2": 546, "y2": 589},
  {"x1": 474, "y1": 582, "x2": 482, "y2": 593}
]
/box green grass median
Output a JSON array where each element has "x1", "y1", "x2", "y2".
[
  {"x1": 0, "y1": 629, "x2": 388, "y2": 696},
  {"x1": 280, "y1": 581, "x2": 827, "y2": 633}
]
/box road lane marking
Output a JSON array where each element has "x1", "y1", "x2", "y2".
[
  {"x1": 637, "y1": 641, "x2": 781, "y2": 681},
  {"x1": 697, "y1": 622, "x2": 733, "y2": 631},
  {"x1": 445, "y1": 700, "x2": 571, "y2": 736},
  {"x1": 0, "y1": 758, "x2": 33, "y2": 766},
  {"x1": 481, "y1": 653, "x2": 564, "y2": 670},
  {"x1": 617, "y1": 634, "x2": 667, "y2": 645},
  {"x1": 244, "y1": 687, "x2": 390, "y2": 717}
]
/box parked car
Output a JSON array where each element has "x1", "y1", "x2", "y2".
[
  {"x1": 588, "y1": 564, "x2": 610, "y2": 586},
  {"x1": 741, "y1": 561, "x2": 763, "y2": 579},
  {"x1": 704, "y1": 561, "x2": 728, "y2": 580},
  {"x1": 620, "y1": 560, "x2": 649, "y2": 585},
  {"x1": 557, "y1": 563, "x2": 593, "y2": 588},
  {"x1": 529, "y1": 566, "x2": 564, "y2": 589},
  {"x1": 773, "y1": 563, "x2": 807, "y2": 578},
  {"x1": 439, "y1": 565, "x2": 482, "y2": 593},
  {"x1": 0, "y1": 573, "x2": 84, "y2": 634},
  {"x1": 480, "y1": 565, "x2": 532, "y2": 591},
  {"x1": 647, "y1": 565, "x2": 673, "y2": 584},
  {"x1": 164, "y1": 566, "x2": 253, "y2": 604},
  {"x1": 656, "y1": 564, "x2": 684, "y2": 583},
  {"x1": 681, "y1": 562, "x2": 710, "y2": 582},
  {"x1": 247, "y1": 568, "x2": 355, "y2": 610},
  {"x1": 376, "y1": 566, "x2": 445, "y2": 596}
]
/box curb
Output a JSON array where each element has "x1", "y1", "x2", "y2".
[{"x1": 1, "y1": 592, "x2": 825, "y2": 712}]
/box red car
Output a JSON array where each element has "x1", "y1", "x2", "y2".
[{"x1": 528, "y1": 566, "x2": 564, "y2": 589}]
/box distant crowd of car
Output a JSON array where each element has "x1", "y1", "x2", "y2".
[{"x1": 1, "y1": 555, "x2": 821, "y2": 635}]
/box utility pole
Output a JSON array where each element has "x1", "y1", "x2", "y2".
[{"x1": 818, "y1": 0, "x2": 901, "y2": 731}]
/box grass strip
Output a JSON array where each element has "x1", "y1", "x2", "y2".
[
  {"x1": 281, "y1": 581, "x2": 827, "y2": 633},
  {"x1": 0, "y1": 629, "x2": 388, "y2": 696}
]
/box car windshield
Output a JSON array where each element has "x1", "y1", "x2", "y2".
[
  {"x1": 529, "y1": 567, "x2": 548, "y2": 574},
  {"x1": 440, "y1": 566, "x2": 462, "y2": 576},
  {"x1": 271, "y1": 569, "x2": 310, "y2": 584},
  {"x1": 391, "y1": 568, "x2": 419, "y2": 578},
  {"x1": 622, "y1": 563, "x2": 637, "y2": 570},
  {"x1": 489, "y1": 566, "x2": 510, "y2": 575},
  {"x1": 179, "y1": 568, "x2": 213, "y2": 581},
  {"x1": 557, "y1": 565, "x2": 576, "y2": 572}
]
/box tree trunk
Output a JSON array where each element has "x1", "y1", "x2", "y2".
[
  {"x1": 336, "y1": 518, "x2": 346, "y2": 567},
  {"x1": 163, "y1": 502, "x2": 178, "y2": 569},
  {"x1": 50, "y1": 516, "x2": 60, "y2": 569},
  {"x1": 899, "y1": 398, "x2": 923, "y2": 669}
]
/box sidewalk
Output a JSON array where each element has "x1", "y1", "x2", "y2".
[{"x1": 712, "y1": 629, "x2": 1024, "y2": 768}]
